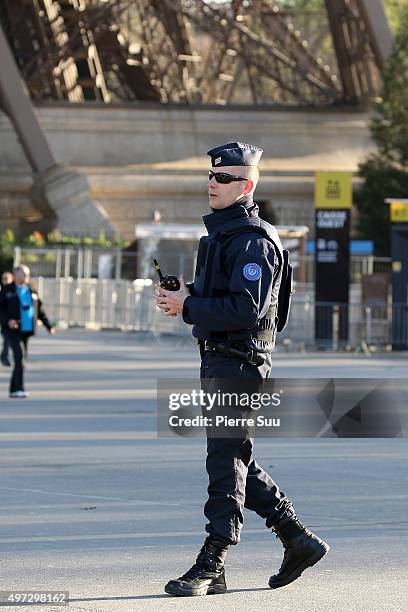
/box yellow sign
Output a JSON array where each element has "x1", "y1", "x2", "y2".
[
  {"x1": 315, "y1": 172, "x2": 352, "y2": 209},
  {"x1": 390, "y1": 201, "x2": 408, "y2": 222}
]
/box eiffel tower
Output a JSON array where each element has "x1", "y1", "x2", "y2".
[
  {"x1": 0, "y1": 1, "x2": 394, "y2": 237},
  {"x1": 0, "y1": 0, "x2": 393, "y2": 108}
]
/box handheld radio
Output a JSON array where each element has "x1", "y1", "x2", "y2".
[{"x1": 153, "y1": 259, "x2": 180, "y2": 291}]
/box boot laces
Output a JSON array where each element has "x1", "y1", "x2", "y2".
[
  {"x1": 275, "y1": 543, "x2": 296, "y2": 573},
  {"x1": 177, "y1": 538, "x2": 227, "y2": 581},
  {"x1": 179, "y1": 563, "x2": 209, "y2": 581}
]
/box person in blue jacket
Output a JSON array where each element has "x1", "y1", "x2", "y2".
[
  {"x1": 155, "y1": 142, "x2": 329, "y2": 597},
  {"x1": 0, "y1": 264, "x2": 54, "y2": 398}
]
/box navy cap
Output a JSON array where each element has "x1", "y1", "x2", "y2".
[{"x1": 207, "y1": 142, "x2": 263, "y2": 167}]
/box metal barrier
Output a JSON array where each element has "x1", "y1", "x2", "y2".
[
  {"x1": 15, "y1": 247, "x2": 391, "y2": 285},
  {"x1": 35, "y1": 278, "x2": 407, "y2": 350},
  {"x1": 300, "y1": 255, "x2": 391, "y2": 284},
  {"x1": 279, "y1": 300, "x2": 397, "y2": 349}
]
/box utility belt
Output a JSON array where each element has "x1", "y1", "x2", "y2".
[{"x1": 198, "y1": 339, "x2": 265, "y2": 367}]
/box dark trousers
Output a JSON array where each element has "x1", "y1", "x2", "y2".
[
  {"x1": 200, "y1": 351, "x2": 295, "y2": 545},
  {"x1": 7, "y1": 331, "x2": 30, "y2": 393},
  {"x1": 1, "y1": 331, "x2": 9, "y2": 360},
  {"x1": 21, "y1": 333, "x2": 29, "y2": 357}
]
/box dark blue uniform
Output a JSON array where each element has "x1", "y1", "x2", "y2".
[
  {"x1": 182, "y1": 192, "x2": 295, "y2": 545},
  {"x1": 165, "y1": 144, "x2": 328, "y2": 598}
]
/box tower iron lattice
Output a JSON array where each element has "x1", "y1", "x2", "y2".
[{"x1": 0, "y1": 0, "x2": 393, "y2": 108}]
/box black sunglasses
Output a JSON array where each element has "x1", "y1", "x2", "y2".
[{"x1": 208, "y1": 170, "x2": 248, "y2": 184}]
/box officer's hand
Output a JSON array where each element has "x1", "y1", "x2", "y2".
[
  {"x1": 154, "y1": 282, "x2": 177, "y2": 316},
  {"x1": 8, "y1": 319, "x2": 18, "y2": 330},
  {"x1": 157, "y1": 275, "x2": 190, "y2": 316}
]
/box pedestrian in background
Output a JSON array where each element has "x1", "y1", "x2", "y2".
[
  {"x1": 1, "y1": 270, "x2": 13, "y2": 367},
  {"x1": 0, "y1": 264, "x2": 54, "y2": 398}
]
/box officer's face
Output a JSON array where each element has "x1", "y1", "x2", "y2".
[{"x1": 208, "y1": 166, "x2": 253, "y2": 209}]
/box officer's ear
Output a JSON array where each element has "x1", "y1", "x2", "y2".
[{"x1": 243, "y1": 179, "x2": 254, "y2": 196}]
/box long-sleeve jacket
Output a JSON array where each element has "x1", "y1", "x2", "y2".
[
  {"x1": 0, "y1": 282, "x2": 52, "y2": 336},
  {"x1": 182, "y1": 195, "x2": 283, "y2": 351}
]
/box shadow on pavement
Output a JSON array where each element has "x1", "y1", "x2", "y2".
[{"x1": 67, "y1": 587, "x2": 272, "y2": 602}]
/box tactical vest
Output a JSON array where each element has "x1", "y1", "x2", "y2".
[{"x1": 191, "y1": 216, "x2": 288, "y2": 352}]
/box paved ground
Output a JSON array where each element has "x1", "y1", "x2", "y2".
[{"x1": 0, "y1": 330, "x2": 407, "y2": 611}]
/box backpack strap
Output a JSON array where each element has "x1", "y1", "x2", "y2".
[
  {"x1": 215, "y1": 222, "x2": 294, "y2": 334},
  {"x1": 215, "y1": 223, "x2": 283, "y2": 282}
]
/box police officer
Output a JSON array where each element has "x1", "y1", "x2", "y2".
[{"x1": 155, "y1": 142, "x2": 329, "y2": 597}]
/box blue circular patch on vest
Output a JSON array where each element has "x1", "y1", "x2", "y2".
[{"x1": 242, "y1": 263, "x2": 261, "y2": 281}]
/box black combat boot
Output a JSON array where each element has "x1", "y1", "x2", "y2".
[
  {"x1": 165, "y1": 535, "x2": 229, "y2": 597},
  {"x1": 269, "y1": 515, "x2": 329, "y2": 589}
]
